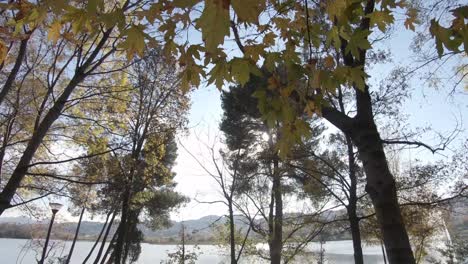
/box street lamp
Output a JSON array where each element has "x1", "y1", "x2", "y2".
[{"x1": 39, "y1": 202, "x2": 63, "y2": 264}]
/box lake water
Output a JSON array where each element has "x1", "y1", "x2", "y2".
[{"x1": 0, "y1": 238, "x2": 386, "y2": 263}]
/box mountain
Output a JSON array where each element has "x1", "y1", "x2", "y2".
[
  {"x1": 0, "y1": 214, "x2": 242, "y2": 243},
  {"x1": 1, "y1": 202, "x2": 465, "y2": 244}
]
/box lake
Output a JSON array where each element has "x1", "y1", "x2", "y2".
[{"x1": 0, "y1": 238, "x2": 386, "y2": 263}]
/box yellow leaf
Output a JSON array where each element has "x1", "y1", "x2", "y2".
[
  {"x1": 263, "y1": 32, "x2": 276, "y2": 46},
  {"x1": 0, "y1": 40, "x2": 7, "y2": 64},
  {"x1": 323, "y1": 56, "x2": 335, "y2": 69},
  {"x1": 404, "y1": 8, "x2": 418, "y2": 31},
  {"x1": 196, "y1": 0, "x2": 230, "y2": 52},
  {"x1": 119, "y1": 25, "x2": 146, "y2": 60},
  {"x1": 230, "y1": 58, "x2": 250, "y2": 86},
  {"x1": 367, "y1": 11, "x2": 394, "y2": 32},
  {"x1": 48, "y1": 21, "x2": 61, "y2": 44},
  {"x1": 231, "y1": 0, "x2": 265, "y2": 24}
]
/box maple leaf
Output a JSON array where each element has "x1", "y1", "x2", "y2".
[
  {"x1": 119, "y1": 25, "x2": 147, "y2": 60},
  {"x1": 208, "y1": 61, "x2": 230, "y2": 89},
  {"x1": 348, "y1": 66, "x2": 368, "y2": 91},
  {"x1": 0, "y1": 40, "x2": 7, "y2": 64},
  {"x1": 231, "y1": 0, "x2": 265, "y2": 24},
  {"x1": 345, "y1": 30, "x2": 371, "y2": 59},
  {"x1": 230, "y1": 58, "x2": 251, "y2": 86},
  {"x1": 323, "y1": 56, "x2": 335, "y2": 69},
  {"x1": 196, "y1": 0, "x2": 230, "y2": 52},
  {"x1": 48, "y1": 21, "x2": 62, "y2": 44},
  {"x1": 368, "y1": 10, "x2": 394, "y2": 32},
  {"x1": 404, "y1": 8, "x2": 419, "y2": 31}
]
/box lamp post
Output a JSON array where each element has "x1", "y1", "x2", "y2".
[{"x1": 39, "y1": 202, "x2": 63, "y2": 264}]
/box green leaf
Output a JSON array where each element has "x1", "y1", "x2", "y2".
[
  {"x1": 196, "y1": 0, "x2": 230, "y2": 52},
  {"x1": 173, "y1": 0, "x2": 201, "y2": 8},
  {"x1": 348, "y1": 66, "x2": 367, "y2": 90},
  {"x1": 231, "y1": 0, "x2": 265, "y2": 23},
  {"x1": 48, "y1": 21, "x2": 62, "y2": 44},
  {"x1": 208, "y1": 61, "x2": 230, "y2": 89},
  {"x1": 230, "y1": 58, "x2": 251, "y2": 86},
  {"x1": 367, "y1": 10, "x2": 394, "y2": 32},
  {"x1": 326, "y1": 26, "x2": 341, "y2": 49},
  {"x1": 344, "y1": 30, "x2": 371, "y2": 59},
  {"x1": 119, "y1": 25, "x2": 147, "y2": 60}
]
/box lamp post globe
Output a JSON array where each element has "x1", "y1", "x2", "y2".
[
  {"x1": 49, "y1": 202, "x2": 63, "y2": 214},
  {"x1": 39, "y1": 202, "x2": 63, "y2": 264}
]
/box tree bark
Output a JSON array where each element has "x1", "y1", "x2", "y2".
[
  {"x1": 344, "y1": 133, "x2": 364, "y2": 264},
  {"x1": 348, "y1": 206, "x2": 364, "y2": 264},
  {"x1": 103, "y1": 225, "x2": 120, "y2": 264},
  {"x1": 66, "y1": 207, "x2": 85, "y2": 264},
  {"x1": 94, "y1": 210, "x2": 117, "y2": 264},
  {"x1": 228, "y1": 201, "x2": 237, "y2": 264},
  {"x1": 381, "y1": 239, "x2": 388, "y2": 264},
  {"x1": 83, "y1": 211, "x2": 112, "y2": 264},
  {"x1": 350, "y1": 120, "x2": 415, "y2": 264},
  {"x1": 0, "y1": 38, "x2": 28, "y2": 106},
  {"x1": 113, "y1": 187, "x2": 130, "y2": 264},
  {"x1": 270, "y1": 159, "x2": 282, "y2": 264},
  {"x1": 0, "y1": 115, "x2": 14, "y2": 185}
]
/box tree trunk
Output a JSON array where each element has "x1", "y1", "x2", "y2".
[
  {"x1": 348, "y1": 206, "x2": 364, "y2": 264},
  {"x1": 0, "y1": 38, "x2": 28, "y2": 106},
  {"x1": 102, "y1": 226, "x2": 120, "y2": 264},
  {"x1": 228, "y1": 201, "x2": 237, "y2": 264},
  {"x1": 83, "y1": 211, "x2": 112, "y2": 264},
  {"x1": 66, "y1": 207, "x2": 85, "y2": 264},
  {"x1": 351, "y1": 121, "x2": 415, "y2": 264},
  {"x1": 345, "y1": 133, "x2": 364, "y2": 264},
  {"x1": 0, "y1": 115, "x2": 14, "y2": 185},
  {"x1": 113, "y1": 187, "x2": 131, "y2": 264},
  {"x1": 94, "y1": 210, "x2": 117, "y2": 264},
  {"x1": 270, "y1": 159, "x2": 282, "y2": 264},
  {"x1": 122, "y1": 210, "x2": 139, "y2": 264},
  {"x1": 381, "y1": 239, "x2": 388, "y2": 264},
  {"x1": 182, "y1": 224, "x2": 186, "y2": 264}
]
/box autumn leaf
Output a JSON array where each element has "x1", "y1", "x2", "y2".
[
  {"x1": 48, "y1": 21, "x2": 62, "y2": 44},
  {"x1": 208, "y1": 61, "x2": 230, "y2": 89},
  {"x1": 323, "y1": 56, "x2": 335, "y2": 69},
  {"x1": 0, "y1": 40, "x2": 7, "y2": 64},
  {"x1": 230, "y1": 58, "x2": 251, "y2": 86},
  {"x1": 231, "y1": 0, "x2": 265, "y2": 24},
  {"x1": 196, "y1": 0, "x2": 230, "y2": 52},
  {"x1": 119, "y1": 25, "x2": 147, "y2": 60},
  {"x1": 348, "y1": 66, "x2": 368, "y2": 91},
  {"x1": 344, "y1": 30, "x2": 371, "y2": 59},
  {"x1": 368, "y1": 10, "x2": 394, "y2": 32},
  {"x1": 404, "y1": 8, "x2": 419, "y2": 31}
]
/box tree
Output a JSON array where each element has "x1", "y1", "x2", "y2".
[
  {"x1": 0, "y1": 0, "x2": 164, "y2": 215},
  {"x1": 288, "y1": 131, "x2": 367, "y2": 264},
  {"x1": 101, "y1": 48, "x2": 189, "y2": 264},
  {"x1": 220, "y1": 78, "x2": 326, "y2": 264},
  {"x1": 161, "y1": 223, "x2": 200, "y2": 264},
  {"x1": 182, "y1": 135, "x2": 254, "y2": 264}
]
